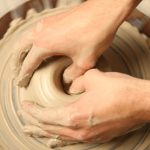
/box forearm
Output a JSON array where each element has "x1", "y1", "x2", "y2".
[
  {"x1": 78, "y1": 0, "x2": 142, "y2": 33},
  {"x1": 139, "y1": 80, "x2": 150, "y2": 122},
  {"x1": 87, "y1": 0, "x2": 142, "y2": 22}
]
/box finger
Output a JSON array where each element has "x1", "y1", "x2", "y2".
[
  {"x1": 12, "y1": 29, "x2": 35, "y2": 76},
  {"x1": 40, "y1": 124, "x2": 90, "y2": 142},
  {"x1": 23, "y1": 125, "x2": 78, "y2": 143},
  {"x1": 18, "y1": 110, "x2": 41, "y2": 126},
  {"x1": 47, "y1": 139, "x2": 71, "y2": 148},
  {"x1": 16, "y1": 46, "x2": 50, "y2": 87},
  {"x1": 63, "y1": 63, "x2": 86, "y2": 84},
  {"x1": 22, "y1": 100, "x2": 90, "y2": 128},
  {"x1": 24, "y1": 124, "x2": 78, "y2": 141},
  {"x1": 69, "y1": 69, "x2": 103, "y2": 94},
  {"x1": 23, "y1": 125, "x2": 51, "y2": 138},
  {"x1": 69, "y1": 75, "x2": 85, "y2": 94},
  {"x1": 63, "y1": 52, "x2": 97, "y2": 84},
  {"x1": 40, "y1": 124, "x2": 77, "y2": 139},
  {"x1": 47, "y1": 138, "x2": 78, "y2": 148},
  {"x1": 21, "y1": 101, "x2": 75, "y2": 127},
  {"x1": 23, "y1": 126, "x2": 79, "y2": 148},
  {"x1": 40, "y1": 123, "x2": 103, "y2": 143},
  {"x1": 12, "y1": 43, "x2": 32, "y2": 77}
]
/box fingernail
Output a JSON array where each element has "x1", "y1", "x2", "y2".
[{"x1": 69, "y1": 88, "x2": 84, "y2": 95}]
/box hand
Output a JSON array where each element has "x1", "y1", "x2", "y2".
[
  {"x1": 14, "y1": 0, "x2": 139, "y2": 87},
  {"x1": 21, "y1": 69, "x2": 148, "y2": 143}
]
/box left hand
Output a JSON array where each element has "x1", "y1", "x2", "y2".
[{"x1": 21, "y1": 69, "x2": 147, "y2": 143}]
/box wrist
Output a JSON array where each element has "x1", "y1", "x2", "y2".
[
  {"x1": 81, "y1": 0, "x2": 142, "y2": 31},
  {"x1": 135, "y1": 80, "x2": 150, "y2": 122}
]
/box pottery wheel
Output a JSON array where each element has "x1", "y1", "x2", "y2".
[{"x1": 0, "y1": 4, "x2": 150, "y2": 150}]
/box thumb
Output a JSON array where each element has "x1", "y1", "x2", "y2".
[
  {"x1": 63, "y1": 57, "x2": 96, "y2": 84},
  {"x1": 63, "y1": 63, "x2": 86, "y2": 84},
  {"x1": 69, "y1": 75, "x2": 85, "y2": 94}
]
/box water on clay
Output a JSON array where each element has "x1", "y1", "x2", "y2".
[{"x1": 0, "y1": 2, "x2": 150, "y2": 150}]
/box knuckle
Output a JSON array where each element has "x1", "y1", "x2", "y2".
[
  {"x1": 66, "y1": 118, "x2": 74, "y2": 127},
  {"x1": 67, "y1": 114, "x2": 79, "y2": 127},
  {"x1": 76, "y1": 130, "x2": 90, "y2": 141},
  {"x1": 76, "y1": 58, "x2": 95, "y2": 71},
  {"x1": 66, "y1": 109, "x2": 84, "y2": 128}
]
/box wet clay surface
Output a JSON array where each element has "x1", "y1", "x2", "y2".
[{"x1": 0, "y1": 3, "x2": 150, "y2": 150}]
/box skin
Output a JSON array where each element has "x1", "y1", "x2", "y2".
[
  {"x1": 22, "y1": 69, "x2": 150, "y2": 142},
  {"x1": 17, "y1": 0, "x2": 141, "y2": 85},
  {"x1": 17, "y1": 0, "x2": 150, "y2": 144}
]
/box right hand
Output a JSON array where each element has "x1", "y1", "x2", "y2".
[{"x1": 14, "y1": 0, "x2": 126, "y2": 87}]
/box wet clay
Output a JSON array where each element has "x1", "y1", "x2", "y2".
[{"x1": 0, "y1": 1, "x2": 150, "y2": 150}]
